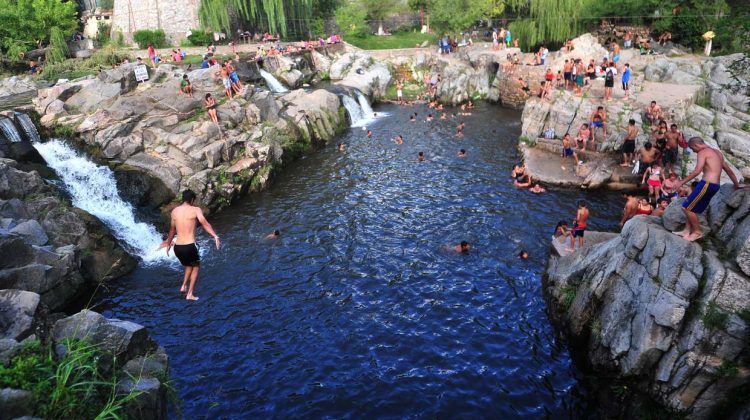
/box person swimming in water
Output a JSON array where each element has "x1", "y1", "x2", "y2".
[
  {"x1": 426, "y1": 114, "x2": 433, "y2": 122},
  {"x1": 393, "y1": 135, "x2": 404, "y2": 145},
  {"x1": 518, "y1": 250, "x2": 529, "y2": 259},
  {"x1": 366, "y1": 130, "x2": 373, "y2": 138},
  {"x1": 418, "y1": 151, "x2": 425, "y2": 161},
  {"x1": 458, "y1": 149, "x2": 466, "y2": 157},
  {"x1": 265, "y1": 229, "x2": 281, "y2": 239},
  {"x1": 158, "y1": 189, "x2": 221, "y2": 301},
  {"x1": 338, "y1": 143, "x2": 346, "y2": 152},
  {"x1": 456, "y1": 122, "x2": 465, "y2": 137},
  {"x1": 454, "y1": 241, "x2": 471, "y2": 253},
  {"x1": 529, "y1": 183, "x2": 546, "y2": 194},
  {"x1": 409, "y1": 114, "x2": 416, "y2": 123}
]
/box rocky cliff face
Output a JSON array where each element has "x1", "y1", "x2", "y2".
[
  {"x1": 544, "y1": 186, "x2": 750, "y2": 417},
  {"x1": 35, "y1": 62, "x2": 346, "y2": 211},
  {"x1": 0, "y1": 157, "x2": 135, "y2": 311}
]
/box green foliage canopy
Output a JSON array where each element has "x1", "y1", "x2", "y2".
[
  {"x1": 199, "y1": 0, "x2": 318, "y2": 39},
  {"x1": 0, "y1": 0, "x2": 78, "y2": 58}
]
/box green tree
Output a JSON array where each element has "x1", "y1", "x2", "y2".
[
  {"x1": 335, "y1": 0, "x2": 368, "y2": 36},
  {"x1": 0, "y1": 0, "x2": 77, "y2": 57},
  {"x1": 506, "y1": 0, "x2": 590, "y2": 50}
]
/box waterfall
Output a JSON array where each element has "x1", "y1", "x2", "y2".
[
  {"x1": 34, "y1": 139, "x2": 167, "y2": 263},
  {"x1": 259, "y1": 69, "x2": 289, "y2": 93},
  {"x1": 0, "y1": 116, "x2": 22, "y2": 143},
  {"x1": 342, "y1": 95, "x2": 365, "y2": 126},
  {"x1": 357, "y1": 92, "x2": 374, "y2": 118},
  {"x1": 15, "y1": 113, "x2": 40, "y2": 143}
]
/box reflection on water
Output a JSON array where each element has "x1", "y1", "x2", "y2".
[{"x1": 95, "y1": 103, "x2": 622, "y2": 417}]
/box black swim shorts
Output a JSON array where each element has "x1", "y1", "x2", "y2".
[
  {"x1": 622, "y1": 139, "x2": 635, "y2": 154},
  {"x1": 174, "y1": 243, "x2": 200, "y2": 267}
]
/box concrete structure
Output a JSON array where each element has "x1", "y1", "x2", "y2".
[
  {"x1": 111, "y1": 0, "x2": 201, "y2": 45},
  {"x1": 83, "y1": 9, "x2": 113, "y2": 40}
]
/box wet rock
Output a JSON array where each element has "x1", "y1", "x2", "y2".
[
  {"x1": 0, "y1": 159, "x2": 44, "y2": 199},
  {"x1": 9, "y1": 220, "x2": 48, "y2": 246},
  {"x1": 0, "y1": 289, "x2": 40, "y2": 341},
  {"x1": 52, "y1": 310, "x2": 157, "y2": 365},
  {"x1": 118, "y1": 377, "x2": 167, "y2": 420},
  {"x1": 0, "y1": 388, "x2": 34, "y2": 420},
  {"x1": 0, "y1": 338, "x2": 23, "y2": 365}
]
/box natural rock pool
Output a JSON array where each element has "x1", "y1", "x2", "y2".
[{"x1": 95, "y1": 103, "x2": 625, "y2": 416}]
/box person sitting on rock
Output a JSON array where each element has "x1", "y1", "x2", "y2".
[
  {"x1": 537, "y1": 81, "x2": 551, "y2": 101},
  {"x1": 575, "y1": 123, "x2": 591, "y2": 151},
  {"x1": 180, "y1": 75, "x2": 193, "y2": 97},
  {"x1": 590, "y1": 106, "x2": 607, "y2": 140},
  {"x1": 205, "y1": 93, "x2": 219, "y2": 124},
  {"x1": 554, "y1": 221, "x2": 568, "y2": 238},
  {"x1": 652, "y1": 198, "x2": 669, "y2": 217},
  {"x1": 517, "y1": 77, "x2": 531, "y2": 96},
  {"x1": 635, "y1": 197, "x2": 653, "y2": 215},
  {"x1": 657, "y1": 31, "x2": 672, "y2": 46}
]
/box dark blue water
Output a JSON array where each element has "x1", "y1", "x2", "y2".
[{"x1": 95, "y1": 103, "x2": 622, "y2": 417}]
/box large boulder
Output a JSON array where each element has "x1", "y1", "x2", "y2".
[
  {"x1": 0, "y1": 289, "x2": 40, "y2": 341},
  {"x1": 0, "y1": 388, "x2": 34, "y2": 420},
  {"x1": 64, "y1": 80, "x2": 122, "y2": 113},
  {"x1": 52, "y1": 310, "x2": 158, "y2": 367}
]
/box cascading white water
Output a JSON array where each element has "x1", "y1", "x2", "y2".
[
  {"x1": 356, "y1": 92, "x2": 374, "y2": 118},
  {"x1": 15, "y1": 113, "x2": 40, "y2": 143},
  {"x1": 259, "y1": 69, "x2": 289, "y2": 93},
  {"x1": 342, "y1": 95, "x2": 365, "y2": 126},
  {"x1": 0, "y1": 116, "x2": 22, "y2": 142},
  {"x1": 34, "y1": 139, "x2": 167, "y2": 263}
]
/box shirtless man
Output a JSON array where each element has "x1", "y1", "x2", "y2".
[
  {"x1": 454, "y1": 241, "x2": 471, "y2": 253},
  {"x1": 619, "y1": 191, "x2": 638, "y2": 228},
  {"x1": 663, "y1": 124, "x2": 683, "y2": 174},
  {"x1": 636, "y1": 142, "x2": 660, "y2": 175},
  {"x1": 567, "y1": 201, "x2": 589, "y2": 252},
  {"x1": 621, "y1": 119, "x2": 639, "y2": 167},
  {"x1": 456, "y1": 122, "x2": 465, "y2": 137},
  {"x1": 266, "y1": 229, "x2": 281, "y2": 239},
  {"x1": 652, "y1": 198, "x2": 669, "y2": 217},
  {"x1": 159, "y1": 190, "x2": 221, "y2": 300},
  {"x1": 646, "y1": 101, "x2": 662, "y2": 125},
  {"x1": 674, "y1": 137, "x2": 745, "y2": 241}
]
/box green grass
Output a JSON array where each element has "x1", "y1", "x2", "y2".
[
  {"x1": 561, "y1": 283, "x2": 578, "y2": 309},
  {"x1": 0, "y1": 339, "x2": 145, "y2": 418},
  {"x1": 346, "y1": 31, "x2": 437, "y2": 50},
  {"x1": 702, "y1": 300, "x2": 729, "y2": 330}
]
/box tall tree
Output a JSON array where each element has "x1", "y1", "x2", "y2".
[
  {"x1": 0, "y1": 0, "x2": 77, "y2": 57},
  {"x1": 506, "y1": 0, "x2": 590, "y2": 49}
]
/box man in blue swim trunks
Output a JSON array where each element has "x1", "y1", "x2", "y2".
[{"x1": 675, "y1": 137, "x2": 745, "y2": 241}]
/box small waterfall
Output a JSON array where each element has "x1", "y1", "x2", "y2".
[
  {"x1": 259, "y1": 69, "x2": 289, "y2": 93},
  {"x1": 357, "y1": 92, "x2": 374, "y2": 118},
  {"x1": 342, "y1": 95, "x2": 365, "y2": 126},
  {"x1": 15, "y1": 113, "x2": 40, "y2": 143},
  {"x1": 34, "y1": 139, "x2": 167, "y2": 263},
  {"x1": 0, "y1": 116, "x2": 22, "y2": 142}
]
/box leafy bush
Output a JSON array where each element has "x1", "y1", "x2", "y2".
[
  {"x1": 96, "y1": 21, "x2": 111, "y2": 47},
  {"x1": 45, "y1": 27, "x2": 69, "y2": 65},
  {"x1": 187, "y1": 30, "x2": 214, "y2": 46},
  {"x1": 43, "y1": 45, "x2": 133, "y2": 81},
  {"x1": 702, "y1": 300, "x2": 729, "y2": 330},
  {"x1": 133, "y1": 29, "x2": 168, "y2": 49},
  {"x1": 0, "y1": 339, "x2": 145, "y2": 418}
]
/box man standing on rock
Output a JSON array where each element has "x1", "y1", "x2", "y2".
[
  {"x1": 674, "y1": 137, "x2": 745, "y2": 241},
  {"x1": 159, "y1": 190, "x2": 221, "y2": 300}
]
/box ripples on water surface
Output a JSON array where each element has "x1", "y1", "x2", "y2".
[{"x1": 96, "y1": 103, "x2": 623, "y2": 417}]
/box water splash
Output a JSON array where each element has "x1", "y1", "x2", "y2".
[
  {"x1": 259, "y1": 69, "x2": 289, "y2": 93},
  {"x1": 34, "y1": 139, "x2": 168, "y2": 263}
]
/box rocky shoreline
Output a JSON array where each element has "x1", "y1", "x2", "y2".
[{"x1": 1, "y1": 34, "x2": 748, "y2": 417}]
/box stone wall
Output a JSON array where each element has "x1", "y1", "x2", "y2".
[{"x1": 111, "y1": 0, "x2": 200, "y2": 45}]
